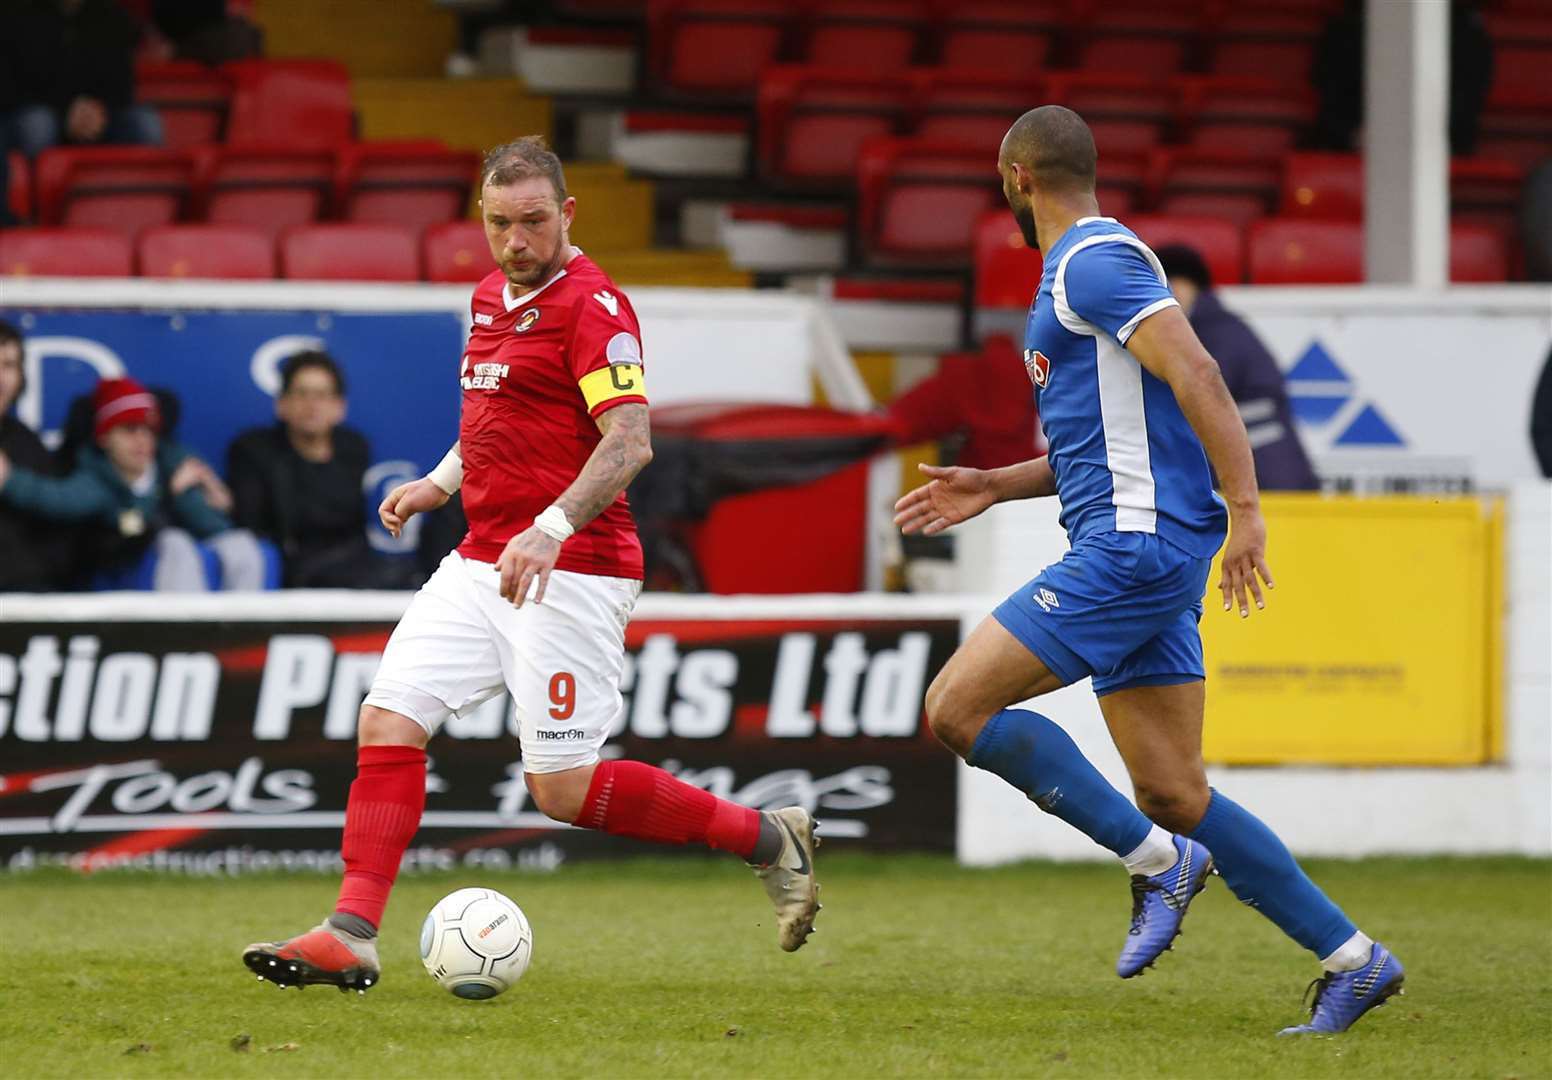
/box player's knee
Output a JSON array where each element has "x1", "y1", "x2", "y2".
[
  {"x1": 1133, "y1": 777, "x2": 1210, "y2": 833},
  {"x1": 524, "y1": 772, "x2": 584, "y2": 824},
  {"x1": 924, "y1": 669, "x2": 987, "y2": 757},
  {"x1": 357, "y1": 704, "x2": 429, "y2": 748}
]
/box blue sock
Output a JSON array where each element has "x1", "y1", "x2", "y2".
[
  {"x1": 1189, "y1": 789, "x2": 1356, "y2": 958},
  {"x1": 968, "y1": 709, "x2": 1153, "y2": 858}
]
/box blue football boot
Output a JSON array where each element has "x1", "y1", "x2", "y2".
[
  {"x1": 1278, "y1": 943, "x2": 1405, "y2": 1035},
  {"x1": 1117, "y1": 834, "x2": 1214, "y2": 978}
]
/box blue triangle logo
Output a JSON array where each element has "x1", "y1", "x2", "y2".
[
  {"x1": 1289, "y1": 394, "x2": 1348, "y2": 423},
  {"x1": 1334, "y1": 403, "x2": 1405, "y2": 446},
  {"x1": 1287, "y1": 342, "x2": 1350, "y2": 384}
]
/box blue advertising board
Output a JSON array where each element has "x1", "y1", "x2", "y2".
[{"x1": 1, "y1": 305, "x2": 467, "y2": 552}]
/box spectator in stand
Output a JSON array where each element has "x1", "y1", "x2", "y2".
[
  {"x1": 228, "y1": 350, "x2": 410, "y2": 588},
  {"x1": 1155, "y1": 245, "x2": 1320, "y2": 492},
  {"x1": 145, "y1": 0, "x2": 263, "y2": 65},
  {"x1": 0, "y1": 0, "x2": 163, "y2": 222},
  {"x1": 1311, "y1": 0, "x2": 1492, "y2": 155},
  {"x1": 0, "y1": 375, "x2": 270, "y2": 591},
  {"x1": 0, "y1": 320, "x2": 74, "y2": 590}
]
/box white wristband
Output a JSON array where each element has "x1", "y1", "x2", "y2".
[
  {"x1": 533, "y1": 504, "x2": 574, "y2": 543},
  {"x1": 427, "y1": 447, "x2": 463, "y2": 494}
]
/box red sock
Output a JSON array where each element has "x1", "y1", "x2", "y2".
[
  {"x1": 576, "y1": 760, "x2": 760, "y2": 859},
  {"x1": 335, "y1": 745, "x2": 427, "y2": 929}
]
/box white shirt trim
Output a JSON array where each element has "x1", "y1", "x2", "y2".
[
  {"x1": 1116, "y1": 296, "x2": 1179, "y2": 345},
  {"x1": 503, "y1": 265, "x2": 570, "y2": 311}
]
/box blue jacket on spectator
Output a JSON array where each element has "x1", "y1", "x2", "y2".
[{"x1": 1, "y1": 439, "x2": 231, "y2": 539}]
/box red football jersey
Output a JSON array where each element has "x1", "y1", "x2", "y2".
[{"x1": 456, "y1": 253, "x2": 647, "y2": 578}]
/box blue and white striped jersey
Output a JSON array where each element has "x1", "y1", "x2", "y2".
[{"x1": 1023, "y1": 216, "x2": 1228, "y2": 558}]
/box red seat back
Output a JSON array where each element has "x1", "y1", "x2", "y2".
[
  {"x1": 338, "y1": 145, "x2": 481, "y2": 230},
  {"x1": 1281, "y1": 152, "x2": 1363, "y2": 219},
  {"x1": 804, "y1": 1, "x2": 924, "y2": 71},
  {"x1": 0, "y1": 227, "x2": 133, "y2": 277},
  {"x1": 649, "y1": 0, "x2": 794, "y2": 96},
  {"x1": 224, "y1": 60, "x2": 353, "y2": 147},
  {"x1": 279, "y1": 224, "x2": 420, "y2": 281},
  {"x1": 7, "y1": 150, "x2": 30, "y2": 222},
  {"x1": 423, "y1": 221, "x2": 498, "y2": 283},
  {"x1": 136, "y1": 60, "x2": 232, "y2": 149},
  {"x1": 1247, "y1": 218, "x2": 1362, "y2": 284},
  {"x1": 138, "y1": 224, "x2": 276, "y2": 279},
  {"x1": 858, "y1": 137, "x2": 995, "y2": 262},
  {"x1": 199, "y1": 146, "x2": 337, "y2": 236},
  {"x1": 1150, "y1": 148, "x2": 1282, "y2": 223},
  {"x1": 1449, "y1": 222, "x2": 1508, "y2": 283},
  {"x1": 34, "y1": 146, "x2": 196, "y2": 234},
  {"x1": 1126, "y1": 214, "x2": 1245, "y2": 285},
  {"x1": 973, "y1": 209, "x2": 1043, "y2": 308},
  {"x1": 757, "y1": 67, "x2": 912, "y2": 182}
]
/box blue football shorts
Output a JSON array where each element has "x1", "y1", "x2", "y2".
[{"x1": 992, "y1": 531, "x2": 1213, "y2": 697}]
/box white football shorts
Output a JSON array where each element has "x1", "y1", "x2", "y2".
[{"x1": 363, "y1": 552, "x2": 640, "y2": 773}]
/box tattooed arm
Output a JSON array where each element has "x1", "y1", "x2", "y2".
[{"x1": 497, "y1": 404, "x2": 652, "y2": 605}]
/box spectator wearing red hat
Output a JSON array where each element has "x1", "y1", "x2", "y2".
[{"x1": 0, "y1": 375, "x2": 272, "y2": 590}]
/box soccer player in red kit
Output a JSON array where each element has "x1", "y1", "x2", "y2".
[{"x1": 242, "y1": 138, "x2": 821, "y2": 993}]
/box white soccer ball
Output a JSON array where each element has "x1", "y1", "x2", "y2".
[{"x1": 420, "y1": 887, "x2": 533, "y2": 999}]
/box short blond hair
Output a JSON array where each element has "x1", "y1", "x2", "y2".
[{"x1": 481, "y1": 136, "x2": 567, "y2": 203}]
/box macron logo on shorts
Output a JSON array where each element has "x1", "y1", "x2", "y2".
[
  {"x1": 536, "y1": 729, "x2": 585, "y2": 740},
  {"x1": 1033, "y1": 588, "x2": 1060, "y2": 613}
]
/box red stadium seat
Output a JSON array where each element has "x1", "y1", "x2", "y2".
[
  {"x1": 33, "y1": 146, "x2": 196, "y2": 235},
  {"x1": 1126, "y1": 214, "x2": 1245, "y2": 285},
  {"x1": 337, "y1": 144, "x2": 480, "y2": 231},
  {"x1": 1088, "y1": 119, "x2": 1164, "y2": 156},
  {"x1": 1281, "y1": 152, "x2": 1362, "y2": 219},
  {"x1": 0, "y1": 227, "x2": 133, "y2": 277},
  {"x1": 757, "y1": 67, "x2": 912, "y2": 183},
  {"x1": 1449, "y1": 222, "x2": 1509, "y2": 283},
  {"x1": 939, "y1": 1, "x2": 1056, "y2": 77},
  {"x1": 279, "y1": 224, "x2": 420, "y2": 281},
  {"x1": 7, "y1": 150, "x2": 29, "y2": 222},
  {"x1": 135, "y1": 60, "x2": 231, "y2": 149},
  {"x1": 1177, "y1": 76, "x2": 1314, "y2": 155},
  {"x1": 1046, "y1": 72, "x2": 1176, "y2": 127},
  {"x1": 911, "y1": 70, "x2": 1042, "y2": 153},
  {"x1": 424, "y1": 220, "x2": 498, "y2": 283},
  {"x1": 972, "y1": 209, "x2": 1042, "y2": 308},
  {"x1": 1207, "y1": 15, "x2": 1316, "y2": 86},
  {"x1": 803, "y1": 1, "x2": 925, "y2": 72},
  {"x1": 1149, "y1": 148, "x2": 1282, "y2": 226},
  {"x1": 648, "y1": 0, "x2": 795, "y2": 97},
  {"x1": 198, "y1": 146, "x2": 337, "y2": 237},
  {"x1": 223, "y1": 59, "x2": 353, "y2": 147},
  {"x1": 1078, "y1": 5, "x2": 1197, "y2": 78},
  {"x1": 138, "y1": 224, "x2": 276, "y2": 279},
  {"x1": 1247, "y1": 218, "x2": 1361, "y2": 284},
  {"x1": 857, "y1": 137, "x2": 998, "y2": 263},
  {"x1": 1478, "y1": 79, "x2": 1552, "y2": 170}
]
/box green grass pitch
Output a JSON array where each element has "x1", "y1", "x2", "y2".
[{"x1": 1, "y1": 855, "x2": 1547, "y2": 1078}]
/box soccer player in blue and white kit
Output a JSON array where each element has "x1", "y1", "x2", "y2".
[{"x1": 894, "y1": 107, "x2": 1404, "y2": 1035}]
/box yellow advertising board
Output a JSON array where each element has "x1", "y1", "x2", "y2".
[{"x1": 1200, "y1": 495, "x2": 1503, "y2": 766}]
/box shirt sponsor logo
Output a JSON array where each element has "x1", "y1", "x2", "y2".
[
  {"x1": 462, "y1": 362, "x2": 510, "y2": 392},
  {"x1": 514, "y1": 307, "x2": 541, "y2": 333},
  {"x1": 1024, "y1": 349, "x2": 1051, "y2": 389}
]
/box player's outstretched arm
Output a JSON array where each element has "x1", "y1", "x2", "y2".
[
  {"x1": 1124, "y1": 307, "x2": 1274, "y2": 618},
  {"x1": 893, "y1": 456, "x2": 1055, "y2": 535},
  {"x1": 497, "y1": 404, "x2": 652, "y2": 607}
]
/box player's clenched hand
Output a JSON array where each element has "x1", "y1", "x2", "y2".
[
  {"x1": 1219, "y1": 507, "x2": 1274, "y2": 618},
  {"x1": 498, "y1": 526, "x2": 561, "y2": 607},
  {"x1": 379, "y1": 477, "x2": 450, "y2": 538},
  {"x1": 893, "y1": 463, "x2": 998, "y2": 536}
]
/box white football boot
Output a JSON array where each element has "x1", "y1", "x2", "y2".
[{"x1": 753, "y1": 806, "x2": 822, "y2": 952}]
